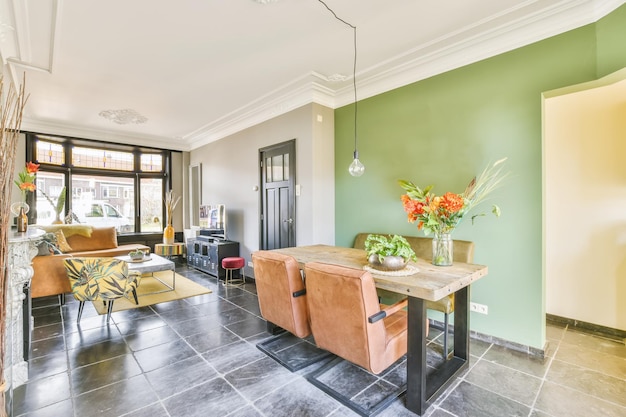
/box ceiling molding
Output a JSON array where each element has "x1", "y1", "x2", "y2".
[
  {"x1": 343, "y1": 0, "x2": 610, "y2": 106},
  {"x1": 20, "y1": 116, "x2": 188, "y2": 151},
  {"x1": 185, "y1": 72, "x2": 338, "y2": 149},
  {"x1": 9, "y1": 0, "x2": 626, "y2": 150},
  {"x1": 1, "y1": 0, "x2": 60, "y2": 93},
  {"x1": 184, "y1": 0, "x2": 625, "y2": 149}
]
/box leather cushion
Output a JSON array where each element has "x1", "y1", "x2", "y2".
[
  {"x1": 252, "y1": 251, "x2": 310, "y2": 338},
  {"x1": 67, "y1": 227, "x2": 118, "y2": 252},
  {"x1": 305, "y1": 262, "x2": 408, "y2": 375}
]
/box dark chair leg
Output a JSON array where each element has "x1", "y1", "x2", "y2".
[
  {"x1": 266, "y1": 321, "x2": 285, "y2": 335},
  {"x1": 77, "y1": 301, "x2": 85, "y2": 322},
  {"x1": 106, "y1": 301, "x2": 115, "y2": 323},
  {"x1": 132, "y1": 288, "x2": 139, "y2": 305}
]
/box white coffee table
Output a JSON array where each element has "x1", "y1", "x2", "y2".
[{"x1": 116, "y1": 253, "x2": 176, "y2": 295}]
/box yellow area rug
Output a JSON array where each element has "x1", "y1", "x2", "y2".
[{"x1": 93, "y1": 271, "x2": 212, "y2": 314}]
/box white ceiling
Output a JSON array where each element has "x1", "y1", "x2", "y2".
[{"x1": 0, "y1": 0, "x2": 623, "y2": 151}]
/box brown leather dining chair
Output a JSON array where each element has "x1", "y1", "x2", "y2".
[
  {"x1": 303, "y1": 261, "x2": 409, "y2": 416},
  {"x1": 353, "y1": 233, "x2": 474, "y2": 359},
  {"x1": 251, "y1": 251, "x2": 330, "y2": 371},
  {"x1": 305, "y1": 261, "x2": 408, "y2": 374}
]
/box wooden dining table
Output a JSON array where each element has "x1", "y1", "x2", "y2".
[{"x1": 272, "y1": 244, "x2": 489, "y2": 416}]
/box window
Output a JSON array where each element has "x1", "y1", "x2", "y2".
[
  {"x1": 28, "y1": 134, "x2": 172, "y2": 234},
  {"x1": 72, "y1": 146, "x2": 134, "y2": 171},
  {"x1": 140, "y1": 178, "x2": 164, "y2": 232},
  {"x1": 35, "y1": 139, "x2": 65, "y2": 165},
  {"x1": 72, "y1": 174, "x2": 134, "y2": 232},
  {"x1": 34, "y1": 171, "x2": 65, "y2": 224},
  {"x1": 140, "y1": 154, "x2": 163, "y2": 172},
  {"x1": 102, "y1": 186, "x2": 120, "y2": 198},
  {"x1": 265, "y1": 153, "x2": 290, "y2": 183}
]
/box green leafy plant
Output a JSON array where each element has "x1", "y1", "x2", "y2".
[
  {"x1": 40, "y1": 186, "x2": 66, "y2": 217},
  {"x1": 129, "y1": 248, "x2": 146, "y2": 260},
  {"x1": 364, "y1": 234, "x2": 417, "y2": 262}
]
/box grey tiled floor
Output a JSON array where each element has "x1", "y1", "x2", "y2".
[{"x1": 12, "y1": 263, "x2": 626, "y2": 417}]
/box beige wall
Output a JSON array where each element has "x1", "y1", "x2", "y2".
[
  {"x1": 11, "y1": 134, "x2": 27, "y2": 206},
  {"x1": 189, "y1": 103, "x2": 335, "y2": 277},
  {"x1": 544, "y1": 73, "x2": 626, "y2": 331}
]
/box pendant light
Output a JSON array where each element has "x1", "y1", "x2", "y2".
[{"x1": 318, "y1": 0, "x2": 365, "y2": 177}]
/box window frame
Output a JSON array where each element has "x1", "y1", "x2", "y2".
[{"x1": 26, "y1": 133, "x2": 173, "y2": 234}]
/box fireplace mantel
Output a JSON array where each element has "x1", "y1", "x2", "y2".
[{"x1": 4, "y1": 228, "x2": 44, "y2": 390}]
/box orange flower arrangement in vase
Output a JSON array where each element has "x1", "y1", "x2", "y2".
[
  {"x1": 13, "y1": 161, "x2": 39, "y2": 232},
  {"x1": 399, "y1": 158, "x2": 508, "y2": 266}
]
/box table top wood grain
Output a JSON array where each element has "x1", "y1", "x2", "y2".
[{"x1": 272, "y1": 245, "x2": 488, "y2": 302}]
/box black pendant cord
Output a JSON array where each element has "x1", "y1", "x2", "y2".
[{"x1": 316, "y1": 0, "x2": 358, "y2": 156}]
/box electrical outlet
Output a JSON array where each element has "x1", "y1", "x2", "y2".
[
  {"x1": 470, "y1": 302, "x2": 488, "y2": 315},
  {"x1": 247, "y1": 261, "x2": 253, "y2": 267}
]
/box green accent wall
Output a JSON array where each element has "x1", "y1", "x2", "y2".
[{"x1": 334, "y1": 5, "x2": 626, "y2": 349}]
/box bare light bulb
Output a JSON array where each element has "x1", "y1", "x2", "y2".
[{"x1": 348, "y1": 151, "x2": 365, "y2": 177}]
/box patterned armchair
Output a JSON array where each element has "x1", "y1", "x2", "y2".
[{"x1": 64, "y1": 257, "x2": 142, "y2": 323}]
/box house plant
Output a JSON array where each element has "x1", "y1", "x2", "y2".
[
  {"x1": 364, "y1": 234, "x2": 417, "y2": 271},
  {"x1": 128, "y1": 248, "x2": 146, "y2": 261},
  {"x1": 13, "y1": 161, "x2": 39, "y2": 232},
  {"x1": 40, "y1": 186, "x2": 66, "y2": 224},
  {"x1": 399, "y1": 158, "x2": 507, "y2": 266}
]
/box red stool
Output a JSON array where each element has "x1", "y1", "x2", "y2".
[{"x1": 221, "y1": 257, "x2": 245, "y2": 286}]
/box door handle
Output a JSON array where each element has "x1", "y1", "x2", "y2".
[{"x1": 283, "y1": 218, "x2": 293, "y2": 224}]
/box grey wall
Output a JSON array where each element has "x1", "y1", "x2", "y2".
[{"x1": 189, "y1": 103, "x2": 335, "y2": 277}]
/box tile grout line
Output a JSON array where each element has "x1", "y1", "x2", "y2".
[{"x1": 526, "y1": 325, "x2": 561, "y2": 417}]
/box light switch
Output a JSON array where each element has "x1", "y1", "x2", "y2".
[{"x1": 295, "y1": 184, "x2": 301, "y2": 196}]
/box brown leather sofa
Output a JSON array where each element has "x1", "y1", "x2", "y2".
[{"x1": 31, "y1": 226, "x2": 149, "y2": 299}]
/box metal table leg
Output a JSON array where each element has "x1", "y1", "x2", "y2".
[{"x1": 405, "y1": 286, "x2": 470, "y2": 415}]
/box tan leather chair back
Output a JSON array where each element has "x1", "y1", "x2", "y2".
[
  {"x1": 304, "y1": 262, "x2": 390, "y2": 374},
  {"x1": 252, "y1": 251, "x2": 311, "y2": 338}
]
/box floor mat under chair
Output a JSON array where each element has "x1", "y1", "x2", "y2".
[
  {"x1": 305, "y1": 355, "x2": 407, "y2": 417},
  {"x1": 256, "y1": 332, "x2": 334, "y2": 372}
]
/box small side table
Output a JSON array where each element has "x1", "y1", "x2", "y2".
[{"x1": 154, "y1": 242, "x2": 185, "y2": 260}]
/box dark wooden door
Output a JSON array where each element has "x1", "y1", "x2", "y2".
[{"x1": 260, "y1": 140, "x2": 296, "y2": 250}]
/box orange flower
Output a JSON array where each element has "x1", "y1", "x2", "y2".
[
  {"x1": 440, "y1": 192, "x2": 464, "y2": 213},
  {"x1": 15, "y1": 161, "x2": 39, "y2": 199},
  {"x1": 401, "y1": 194, "x2": 425, "y2": 223},
  {"x1": 26, "y1": 162, "x2": 40, "y2": 174},
  {"x1": 19, "y1": 182, "x2": 36, "y2": 192}
]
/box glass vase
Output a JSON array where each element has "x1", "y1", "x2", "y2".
[
  {"x1": 432, "y1": 232, "x2": 453, "y2": 266},
  {"x1": 163, "y1": 224, "x2": 175, "y2": 244},
  {"x1": 10, "y1": 201, "x2": 29, "y2": 216},
  {"x1": 52, "y1": 212, "x2": 64, "y2": 224}
]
